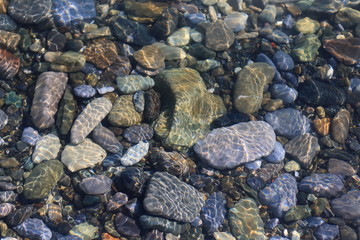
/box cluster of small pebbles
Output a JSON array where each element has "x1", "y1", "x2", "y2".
[{"x1": 1, "y1": 0, "x2": 360, "y2": 239}]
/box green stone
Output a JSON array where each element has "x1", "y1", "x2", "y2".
[
  {"x1": 295, "y1": 17, "x2": 320, "y2": 34},
  {"x1": 56, "y1": 86, "x2": 78, "y2": 135},
  {"x1": 284, "y1": 160, "x2": 301, "y2": 172},
  {"x1": 50, "y1": 51, "x2": 86, "y2": 72},
  {"x1": 283, "y1": 205, "x2": 312, "y2": 222},
  {"x1": 108, "y1": 94, "x2": 142, "y2": 127},
  {"x1": 335, "y1": 7, "x2": 360, "y2": 28},
  {"x1": 5, "y1": 91, "x2": 21, "y2": 108},
  {"x1": 311, "y1": 198, "x2": 330, "y2": 216},
  {"x1": 292, "y1": 34, "x2": 321, "y2": 62},
  {"x1": 70, "y1": 222, "x2": 99, "y2": 240},
  {"x1": 194, "y1": 59, "x2": 221, "y2": 72}
]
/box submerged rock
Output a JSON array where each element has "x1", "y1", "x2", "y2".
[
  {"x1": 200, "y1": 192, "x2": 226, "y2": 233},
  {"x1": 292, "y1": 34, "x2": 321, "y2": 62},
  {"x1": 203, "y1": 20, "x2": 235, "y2": 51},
  {"x1": 0, "y1": 48, "x2": 19, "y2": 79},
  {"x1": 120, "y1": 141, "x2": 149, "y2": 166},
  {"x1": 56, "y1": 86, "x2": 77, "y2": 136},
  {"x1": 123, "y1": 125, "x2": 153, "y2": 143},
  {"x1": 14, "y1": 218, "x2": 52, "y2": 240},
  {"x1": 140, "y1": 215, "x2": 188, "y2": 235},
  {"x1": 83, "y1": 39, "x2": 118, "y2": 69},
  {"x1": 79, "y1": 175, "x2": 112, "y2": 195},
  {"x1": 299, "y1": 174, "x2": 345, "y2": 198},
  {"x1": 331, "y1": 109, "x2": 350, "y2": 144},
  {"x1": 331, "y1": 190, "x2": 360, "y2": 220},
  {"x1": 8, "y1": 0, "x2": 51, "y2": 24},
  {"x1": 108, "y1": 94, "x2": 143, "y2": 127},
  {"x1": 323, "y1": 38, "x2": 360, "y2": 65},
  {"x1": 92, "y1": 125, "x2": 122, "y2": 153},
  {"x1": 32, "y1": 134, "x2": 61, "y2": 164}
]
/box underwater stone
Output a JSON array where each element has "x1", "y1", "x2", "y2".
[
  {"x1": 56, "y1": 86, "x2": 77, "y2": 136},
  {"x1": 21, "y1": 127, "x2": 40, "y2": 146},
  {"x1": 331, "y1": 190, "x2": 360, "y2": 220},
  {"x1": 8, "y1": 0, "x2": 51, "y2": 24},
  {"x1": 108, "y1": 94, "x2": 143, "y2": 127},
  {"x1": 73, "y1": 85, "x2": 96, "y2": 98},
  {"x1": 323, "y1": 38, "x2": 360, "y2": 65},
  {"x1": 116, "y1": 75, "x2": 155, "y2": 94},
  {"x1": 83, "y1": 39, "x2": 118, "y2": 69},
  {"x1": 270, "y1": 84, "x2": 298, "y2": 104},
  {"x1": 292, "y1": 34, "x2": 321, "y2": 62},
  {"x1": 200, "y1": 192, "x2": 226, "y2": 233},
  {"x1": 123, "y1": 125, "x2": 153, "y2": 143},
  {"x1": 0, "y1": 48, "x2": 20, "y2": 79},
  {"x1": 140, "y1": 215, "x2": 189, "y2": 235},
  {"x1": 32, "y1": 134, "x2": 61, "y2": 164},
  {"x1": 92, "y1": 125, "x2": 123, "y2": 153},
  {"x1": 79, "y1": 175, "x2": 112, "y2": 195},
  {"x1": 264, "y1": 141, "x2": 285, "y2": 163},
  {"x1": 14, "y1": 218, "x2": 52, "y2": 240},
  {"x1": 133, "y1": 91, "x2": 145, "y2": 112},
  {"x1": 120, "y1": 141, "x2": 149, "y2": 166},
  {"x1": 298, "y1": 174, "x2": 345, "y2": 198}
]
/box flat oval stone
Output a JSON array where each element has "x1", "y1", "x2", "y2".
[
  {"x1": 32, "y1": 134, "x2": 61, "y2": 164},
  {"x1": 291, "y1": 34, "x2": 321, "y2": 62},
  {"x1": 116, "y1": 75, "x2": 155, "y2": 94},
  {"x1": 194, "y1": 121, "x2": 276, "y2": 169},
  {"x1": 259, "y1": 4, "x2": 276, "y2": 23},
  {"x1": 71, "y1": 97, "x2": 113, "y2": 144},
  {"x1": 92, "y1": 125, "x2": 123, "y2": 153},
  {"x1": 152, "y1": 42, "x2": 186, "y2": 60},
  {"x1": 69, "y1": 222, "x2": 98, "y2": 240},
  {"x1": 0, "y1": 30, "x2": 21, "y2": 51},
  {"x1": 264, "y1": 141, "x2": 285, "y2": 163},
  {"x1": 299, "y1": 174, "x2": 344, "y2": 198},
  {"x1": 323, "y1": 38, "x2": 360, "y2": 65},
  {"x1": 224, "y1": 12, "x2": 248, "y2": 32},
  {"x1": 50, "y1": 51, "x2": 86, "y2": 72},
  {"x1": 61, "y1": 138, "x2": 106, "y2": 172},
  {"x1": 120, "y1": 141, "x2": 149, "y2": 166},
  {"x1": 140, "y1": 215, "x2": 188, "y2": 235},
  {"x1": 30, "y1": 72, "x2": 68, "y2": 129},
  {"x1": 0, "y1": 14, "x2": 17, "y2": 31},
  {"x1": 5, "y1": 205, "x2": 33, "y2": 226},
  {"x1": 204, "y1": 20, "x2": 235, "y2": 51},
  {"x1": 143, "y1": 171, "x2": 205, "y2": 222},
  {"x1": 73, "y1": 85, "x2": 96, "y2": 98},
  {"x1": 273, "y1": 51, "x2": 294, "y2": 71},
  {"x1": 331, "y1": 109, "x2": 350, "y2": 144},
  {"x1": 79, "y1": 175, "x2": 112, "y2": 195},
  {"x1": 134, "y1": 45, "x2": 165, "y2": 70},
  {"x1": 106, "y1": 192, "x2": 128, "y2": 211},
  {"x1": 56, "y1": 86, "x2": 78, "y2": 136},
  {"x1": 265, "y1": 108, "x2": 310, "y2": 139},
  {"x1": 23, "y1": 160, "x2": 63, "y2": 200},
  {"x1": 108, "y1": 94, "x2": 142, "y2": 127},
  {"x1": 114, "y1": 213, "x2": 140, "y2": 237},
  {"x1": 83, "y1": 39, "x2": 118, "y2": 69},
  {"x1": 123, "y1": 125, "x2": 153, "y2": 143},
  {"x1": 8, "y1": 0, "x2": 51, "y2": 24},
  {"x1": 0, "y1": 109, "x2": 8, "y2": 130},
  {"x1": 100, "y1": 56, "x2": 131, "y2": 85},
  {"x1": 21, "y1": 127, "x2": 40, "y2": 146},
  {"x1": 133, "y1": 91, "x2": 145, "y2": 112},
  {"x1": 14, "y1": 218, "x2": 52, "y2": 240},
  {"x1": 0, "y1": 48, "x2": 20, "y2": 79},
  {"x1": 200, "y1": 192, "x2": 226, "y2": 233},
  {"x1": 331, "y1": 190, "x2": 360, "y2": 220}
]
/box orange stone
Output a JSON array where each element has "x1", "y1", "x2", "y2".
[
  {"x1": 313, "y1": 118, "x2": 331, "y2": 136},
  {"x1": 102, "y1": 233, "x2": 121, "y2": 240}
]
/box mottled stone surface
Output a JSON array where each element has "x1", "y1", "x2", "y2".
[
  {"x1": 8, "y1": 0, "x2": 51, "y2": 24},
  {"x1": 323, "y1": 38, "x2": 360, "y2": 65},
  {"x1": 331, "y1": 190, "x2": 360, "y2": 219},
  {"x1": 21, "y1": 127, "x2": 40, "y2": 146},
  {"x1": 194, "y1": 121, "x2": 276, "y2": 169},
  {"x1": 143, "y1": 171, "x2": 205, "y2": 222},
  {"x1": 284, "y1": 133, "x2": 320, "y2": 167},
  {"x1": 200, "y1": 192, "x2": 226, "y2": 233},
  {"x1": 292, "y1": 34, "x2": 321, "y2": 62},
  {"x1": 79, "y1": 175, "x2": 112, "y2": 195},
  {"x1": 83, "y1": 39, "x2": 118, "y2": 69},
  {"x1": 0, "y1": 203, "x2": 15, "y2": 218},
  {"x1": 295, "y1": 17, "x2": 320, "y2": 34},
  {"x1": 134, "y1": 45, "x2": 165, "y2": 70},
  {"x1": 144, "y1": 89, "x2": 161, "y2": 122},
  {"x1": 32, "y1": 134, "x2": 61, "y2": 164},
  {"x1": 0, "y1": 30, "x2": 20, "y2": 51},
  {"x1": 23, "y1": 160, "x2": 63, "y2": 200},
  {"x1": 71, "y1": 97, "x2": 112, "y2": 144},
  {"x1": 203, "y1": 20, "x2": 235, "y2": 51},
  {"x1": 123, "y1": 125, "x2": 153, "y2": 143},
  {"x1": 0, "y1": 48, "x2": 20, "y2": 79},
  {"x1": 56, "y1": 86, "x2": 77, "y2": 135},
  {"x1": 116, "y1": 75, "x2": 155, "y2": 94},
  {"x1": 114, "y1": 213, "x2": 140, "y2": 237},
  {"x1": 92, "y1": 125, "x2": 122, "y2": 153},
  {"x1": 140, "y1": 215, "x2": 188, "y2": 235},
  {"x1": 259, "y1": 173, "x2": 298, "y2": 218},
  {"x1": 69, "y1": 222, "x2": 98, "y2": 240},
  {"x1": 167, "y1": 27, "x2": 191, "y2": 47},
  {"x1": 0, "y1": 109, "x2": 7, "y2": 130},
  {"x1": 229, "y1": 198, "x2": 266, "y2": 240},
  {"x1": 61, "y1": 138, "x2": 106, "y2": 172},
  {"x1": 257, "y1": 162, "x2": 284, "y2": 184},
  {"x1": 313, "y1": 118, "x2": 331, "y2": 136},
  {"x1": 299, "y1": 174, "x2": 344, "y2": 198},
  {"x1": 31, "y1": 72, "x2": 68, "y2": 130},
  {"x1": 154, "y1": 68, "x2": 226, "y2": 151},
  {"x1": 314, "y1": 223, "x2": 339, "y2": 240},
  {"x1": 73, "y1": 85, "x2": 96, "y2": 98},
  {"x1": 14, "y1": 218, "x2": 52, "y2": 240},
  {"x1": 50, "y1": 51, "x2": 86, "y2": 72},
  {"x1": 120, "y1": 141, "x2": 149, "y2": 166},
  {"x1": 100, "y1": 56, "x2": 131, "y2": 84},
  {"x1": 233, "y1": 62, "x2": 275, "y2": 114},
  {"x1": 331, "y1": 109, "x2": 350, "y2": 144},
  {"x1": 327, "y1": 158, "x2": 356, "y2": 177},
  {"x1": 265, "y1": 108, "x2": 310, "y2": 139},
  {"x1": 108, "y1": 94, "x2": 142, "y2": 127},
  {"x1": 151, "y1": 7, "x2": 178, "y2": 37}
]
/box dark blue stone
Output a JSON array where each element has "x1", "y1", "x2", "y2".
[
  {"x1": 314, "y1": 223, "x2": 339, "y2": 240},
  {"x1": 283, "y1": 14, "x2": 295, "y2": 29},
  {"x1": 190, "y1": 217, "x2": 202, "y2": 227},
  {"x1": 52, "y1": 0, "x2": 96, "y2": 27},
  {"x1": 14, "y1": 218, "x2": 52, "y2": 240},
  {"x1": 273, "y1": 51, "x2": 294, "y2": 71},
  {"x1": 283, "y1": 72, "x2": 299, "y2": 87},
  {"x1": 306, "y1": 217, "x2": 325, "y2": 228},
  {"x1": 266, "y1": 30, "x2": 290, "y2": 44},
  {"x1": 255, "y1": 53, "x2": 282, "y2": 82},
  {"x1": 259, "y1": 173, "x2": 298, "y2": 218},
  {"x1": 270, "y1": 84, "x2": 298, "y2": 104},
  {"x1": 103, "y1": 151, "x2": 123, "y2": 168},
  {"x1": 265, "y1": 218, "x2": 279, "y2": 229},
  {"x1": 264, "y1": 141, "x2": 285, "y2": 163},
  {"x1": 73, "y1": 85, "x2": 96, "y2": 98},
  {"x1": 247, "y1": 175, "x2": 265, "y2": 190},
  {"x1": 186, "y1": 13, "x2": 206, "y2": 27},
  {"x1": 74, "y1": 213, "x2": 87, "y2": 224},
  {"x1": 81, "y1": 63, "x2": 102, "y2": 75},
  {"x1": 298, "y1": 174, "x2": 345, "y2": 198},
  {"x1": 244, "y1": 159, "x2": 262, "y2": 170},
  {"x1": 0, "y1": 14, "x2": 17, "y2": 31},
  {"x1": 350, "y1": 78, "x2": 360, "y2": 97},
  {"x1": 200, "y1": 192, "x2": 226, "y2": 233}
]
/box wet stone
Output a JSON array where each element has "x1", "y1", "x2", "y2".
[
  {"x1": 14, "y1": 218, "x2": 52, "y2": 240},
  {"x1": 0, "y1": 109, "x2": 7, "y2": 130},
  {"x1": 257, "y1": 162, "x2": 284, "y2": 183},
  {"x1": 79, "y1": 175, "x2": 112, "y2": 195},
  {"x1": 0, "y1": 30, "x2": 20, "y2": 51},
  {"x1": 133, "y1": 91, "x2": 145, "y2": 112},
  {"x1": 56, "y1": 86, "x2": 77, "y2": 136},
  {"x1": 143, "y1": 229, "x2": 164, "y2": 240},
  {"x1": 270, "y1": 84, "x2": 298, "y2": 104},
  {"x1": 73, "y1": 85, "x2": 96, "y2": 98},
  {"x1": 50, "y1": 51, "x2": 86, "y2": 72},
  {"x1": 295, "y1": 17, "x2": 320, "y2": 34},
  {"x1": 123, "y1": 125, "x2": 153, "y2": 143},
  {"x1": 23, "y1": 160, "x2": 63, "y2": 200},
  {"x1": 194, "y1": 121, "x2": 276, "y2": 169},
  {"x1": 8, "y1": 0, "x2": 51, "y2": 24},
  {"x1": 140, "y1": 215, "x2": 188, "y2": 235},
  {"x1": 331, "y1": 109, "x2": 350, "y2": 144},
  {"x1": 200, "y1": 192, "x2": 226, "y2": 233},
  {"x1": 284, "y1": 133, "x2": 320, "y2": 167},
  {"x1": 273, "y1": 51, "x2": 294, "y2": 71},
  {"x1": 259, "y1": 173, "x2": 298, "y2": 218},
  {"x1": 0, "y1": 14, "x2": 17, "y2": 31},
  {"x1": 143, "y1": 171, "x2": 205, "y2": 222},
  {"x1": 100, "y1": 56, "x2": 131, "y2": 84},
  {"x1": 0, "y1": 48, "x2": 20, "y2": 79},
  {"x1": 292, "y1": 34, "x2": 321, "y2": 62},
  {"x1": 204, "y1": 20, "x2": 235, "y2": 51},
  {"x1": 299, "y1": 173, "x2": 344, "y2": 198},
  {"x1": 229, "y1": 198, "x2": 266, "y2": 240},
  {"x1": 83, "y1": 39, "x2": 118, "y2": 69},
  {"x1": 323, "y1": 38, "x2": 360, "y2": 65},
  {"x1": 167, "y1": 27, "x2": 191, "y2": 47},
  {"x1": 224, "y1": 12, "x2": 248, "y2": 32},
  {"x1": 47, "y1": 30, "x2": 66, "y2": 51},
  {"x1": 5, "y1": 206, "x2": 33, "y2": 226},
  {"x1": 61, "y1": 138, "x2": 106, "y2": 172},
  {"x1": 106, "y1": 192, "x2": 128, "y2": 211},
  {"x1": 313, "y1": 118, "x2": 331, "y2": 136},
  {"x1": 283, "y1": 205, "x2": 311, "y2": 222},
  {"x1": 265, "y1": 108, "x2": 311, "y2": 139},
  {"x1": 119, "y1": 167, "x2": 146, "y2": 196},
  {"x1": 71, "y1": 97, "x2": 113, "y2": 145},
  {"x1": 331, "y1": 190, "x2": 360, "y2": 220},
  {"x1": 264, "y1": 141, "x2": 285, "y2": 163},
  {"x1": 0, "y1": 191, "x2": 16, "y2": 202},
  {"x1": 339, "y1": 226, "x2": 357, "y2": 240},
  {"x1": 0, "y1": 203, "x2": 15, "y2": 218},
  {"x1": 233, "y1": 62, "x2": 275, "y2": 114},
  {"x1": 120, "y1": 141, "x2": 149, "y2": 166},
  {"x1": 92, "y1": 125, "x2": 123, "y2": 153},
  {"x1": 151, "y1": 7, "x2": 178, "y2": 37},
  {"x1": 134, "y1": 45, "x2": 165, "y2": 70},
  {"x1": 314, "y1": 223, "x2": 339, "y2": 240},
  {"x1": 259, "y1": 5, "x2": 276, "y2": 23},
  {"x1": 114, "y1": 213, "x2": 140, "y2": 237},
  {"x1": 108, "y1": 94, "x2": 142, "y2": 127},
  {"x1": 116, "y1": 75, "x2": 155, "y2": 94},
  {"x1": 327, "y1": 158, "x2": 355, "y2": 177},
  {"x1": 335, "y1": 7, "x2": 360, "y2": 28},
  {"x1": 32, "y1": 134, "x2": 61, "y2": 164},
  {"x1": 153, "y1": 42, "x2": 186, "y2": 60},
  {"x1": 189, "y1": 43, "x2": 216, "y2": 60},
  {"x1": 21, "y1": 127, "x2": 40, "y2": 146},
  {"x1": 69, "y1": 222, "x2": 98, "y2": 240},
  {"x1": 213, "y1": 232, "x2": 236, "y2": 240}
]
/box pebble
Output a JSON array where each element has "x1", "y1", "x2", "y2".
[
  {"x1": 283, "y1": 205, "x2": 311, "y2": 222},
  {"x1": 331, "y1": 109, "x2": 350, "y2": 144},
  {"x1": 292, "y1": 34, "x2": 321, "y2": 62},
  {"x1": 83, "y1": 40, "x2": 117, "y2": 70},
  {"x1": 5, "y1": 205, "x2": 33, "y2": 226},
  {"x1": 314, "y1": 223, "x2": 339, "y2": 240},
  {"x1": 313, "y1": 118, "x2": 331, "y2": 136},
  {"x1": 167, "y1": 27, "x2": 191, "y2": 47},
  {"x1": 106, "y1": 192, "x2": 128, "y2": 211},
  {"x1": 264, "y1": 141, "x2": 285, "y2": 163},
  {"x1": 79, "y1": 175, "x2": 112, "y2": 195},
  {"x1": 0, "y1": 49, "x2": 20, "y2": 79},
  {"x1": 8, "y1": 0, "x2": 51, "y2": 24},
  {"x1": 47, "y1": 30, "x2": 66, "y2": 51},
  {"x1": 200, "y1": 192, "x2": 226, "y2": 233},
  {"x1": 21, "y1": 127, "x2": 40, "y2": 146},
  {"x1": 324, "y1": 38, "x2": 360, "y2": 65},
  {"x1": 56, "y1": 86, "x2": 77, "y2": 136},
  {"x1": 224, "y1": 12, "x2": 248, "y2": 32},
  {"x1": 151, "y1": 7, "x2": 178, "y2": 37},
  {"x1": 284, "y1": 160, "x2": 301, "y2": 172},
  {"x1": 331, "y1": 190, "x2": 360, "y2": 220},
  {"x1": 73, "y1": 85, "x2": 96, "y2": 98},
  {"x1": 213, "y1": 232, "x2": 236, "y2": 240},
  {"x1": 295, "y1": 17, "x2": 320, "y2": 34},
  {"x1": 327, "y1": 158, "x2": 355, "y2": 177},
  {"x1": 114, "y1": 213, "x2": 140, "y2": 237},
  {"x1": 204, "y1": 20, "x2": 235, "y2": 51},
  {"x1": 270, "y1": 84, "x2": 298, "y2": 104},
  {"x1": 153, "y1": 42, "x2": 186, "y2": 60},
  {"x1": 134, "y1": 45, "x2": 165, "y2": 70},
  {"x1": 123, "y1": 125, "x2": 153, "y2": 143},
  {"x1": 32, "y1": 134, "x2": 61, "y2": 164},
  {"x1": 120, "y1": 141, "x2": 149, "y2": 166},
  {"x1": 0, "y1": 109, "x2": 7, "y2": 130},
  {"x1": 255, "y1": 53, "x2": 282, "y2": 83},
  {"x1": 194, "y1": 121, "x2": 276, "y2": 169},
  {"x1": 116, "y1": 75, "x2": 155, "y2": 94},
  {"x1": 144, "y1": 89, "x2": 161, "y2": 122},
  {"x1": 149, "y1": 148, "x2": 191, "y2": 176},
  {"x1": 50, "y1": 51, "x2": 86, "y2": 72},
  {"x1": 14, "y1": 218, "x2": 52, "y2": 240},
  {"x1": 119, "y1": 167, "x2": 145, "y2": 196},
  {"x1": 108, "y1": 94, "x2": 143, "y2": 127},
  {"x1": 299, "y1": 174, "x2": 344, "y2": 198},
  {"x1": 140, "y1": 215, "x2": 188, "y2": 235},
  {"x1": 266, "y1": 30, "x2": 291, "y2": 44},
  {"x1": 273, "y1": 51, "x2": 294, "y2": 71},
  {"x1": 259, "y1": 5, "x2": 276, "y2": 23},
  {"x1": 133, "y1": 91, "x2": 145, "y2": 112},
  {"x1": 0, "y1": 203, "x2": 14, "y2": 218},
  {"x1": 0, "y1": 14, "x2": 17, "y2": 31},
  {"x1": 92, "y1": 125, "x2": 123, "y2": 153},
  {"x1": 69, "y1": 222, "x2": 98, "y2": 240}
]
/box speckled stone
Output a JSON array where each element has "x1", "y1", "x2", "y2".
[
  {"x1": 32, "y1": 134, "x2": 61, "y2": 164},
  {"x1": 313, "y1": 118, "x2": 331, "y2": 136},
  {"x1": 200, "y1": 192, "x2": 226, "y2": 233},
  {"x1": 204, "y1": 20, "x2": 235, "y2": 51},
  {"x1": 0, "y1": 30, "x2": 20, "y2": 51},
  {"x1": 8, "y1": 0, "x2": 51, "y2": 24},
  {"x1": 194, "y1": 121, "x2": 276, "y2": 169},
  {"x1": 116, "y1": 75, "x2": 155, "y2": 94},
  {"x1": 114, "y1": 213, "x2": 140, "y2": 237},
  {"x1": 331, "y1": 109, "x2": 350, "y2": 144},
  {"x1": 283, "y1": 205, "x2": 312, "y2": 222},
  {"x1": 284, "y1": 133, "x2": 320, "y2": 167},
  {"x1": 270, "y1": 84, "x2": 298, "y2": 104},
  {"x1": 71, "y1": 97, "x2": 112, "y2": 145},
  {"x1": 144, "y1": 89, "x2": 161, "y2": 122},
  {"x1": 140, "y1": 215, "x2": 188, "y2": 235},
  {"x1": 21, "y1": 127, "x2": 40, "y2": 146},
  {"x1": 69, "y1": 222, "x2": 98, "y2": 240},
  {"x1": 323, "y1": 38, "x2": 360, "y2": 65},
  {"x1": 134, "y1": 45, "x2": 165, "y2": 70},
  {"x1": 273, "y1": 51, "x2": 294, "y2": 71},
  {"x1": 144, "y1": 171, "x2": 205, "y2": 222},
  {"x1": 233, "y1": 62, "x2": 275, "y2": 114},
  {"x1": 106, "y1": 192, "x2": 128, "y2": 211},
  {"x1": 79, "y1": 175, "x2": 112, "y2": 195},
  {"x1": 14, "y1": 218, "x2": 52, "y2": 240},
  {"x1": 133, "y1": 91, "x2": 145, "y2": 112},
  {"x1": 167, "y1": 27, "x2": 191, "y2": 47},
  {"x1": 229, "y1": 198, "x2": 266, "y2": 240},
  {"x1": 120, "y1": 141, "x2": 149, "y2": 166},
  {"x1": 73, "y1": 85, "x2": 96, "y2": 98},
  {"x1": 298, "y1": 174, "x2": 344, "y2": 198},
  {"x1": 151, "y1": 7, "x2": 178, "y2": 37},
  {"x1": 259, "y1": 173, "x2": 298, "y2": 218},
  {"x1": 292, "y1": 34, "x2": 321, "y2": 62},
  {"x1": 23, "y1": 160, "x2": 63, "y2": 200},
  {"x1": 108, "y1": 94, "x2": 142, "y2": 127},
  {"x1": 0, "y1": 48, "x2": 20, "y2": 79},
  {"x1": 61, "y1": 138, "x2": 106, "y2": 172},
  {"x1": 92, "y1": 125, "x2": 122, "y2": 153},
  {"x1": 83, "y1": 39, "x2": 118, "y2": 69}
]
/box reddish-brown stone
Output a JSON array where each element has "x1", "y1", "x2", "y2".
[
  {"x1": 0, "y1": 48, "x2": 20, "y2": 79},
  {"x1": 83, "y1": 39, "x2": 118, "y2": 69},
  {"x1": 323, "y1": 38, "x2": 360, "y2": 65}
]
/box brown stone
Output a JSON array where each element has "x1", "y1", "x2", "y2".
[
  {"x1": 328, "y1": 158, "x2": 356, "y2": 177},
  {"x1": 331, "y1": 109, "x2": 350, "y2": 144},
  {"x1": 0, "y1": 30, "x2": 20, "y2": 51},
  {"x1": 144, "y1": 88, "x2": 161, "y2": 122},
  {"x1": 0, "y1": 48, "x2": 20, "y2": 79},
  {"x1": 323, "y1": 38, "x2": 360, "y2": 65},
  {"x1": 134, "y1": 45, "x2": 165, "y2": 70},
  {"x1": 100, "y1": 56, "x2": 131, "y2": 85},
  {"x1": 313, "y1": 118, "x2": 331, "y2": 136},
  {"x1": 83, "y1": 39, "x2": 118, "y2": 69},
  {"x1": 203, "y1": 20, "x2": 235, "y2": 51},
  {"x1": 0, "y1": 0, "x2": 7, "y2": 14}
]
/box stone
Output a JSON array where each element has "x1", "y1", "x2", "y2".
[
  {"x1": 194, "y1": 121, "x2": 276, "y2": 169},
  {"x1": 32, "y1": 134, "x2": 61, "y2": 164},
  {"x1": 0, "y1": 191, "x2": 16, "y2": 202},
  {"x1": 299, "y1": 174, "x2": 345, "y2": 198},
  {"x1": 331, "y1": 190, "x2": 360, "y2": 220},
  {"x1": 314, "y1": 224, "x2": 339, "y2": 240},
  {"x1": 259, "y1": 173, "x2": 298, "y2": 218},
  {"x1": 144, "y1": 89, "x2": 161, "y2": 122},
  {"x1": 229, "y1": 198, "x2": 266, "y2": 240},
  {"x1": 292, "y1": 34, "x2": 321, "y2": 62},
  {"x1": 200, "y1": 192, "x2": 226, "y2": 233},
  {"x1": 106, "y1": 192, "x2": 128, "y2": 211},
  {"x1": 21, "y1": 127, "x2": 40, "y2": 146},
  {"x1": 123, "y1": 125, "x2": 153, "y2": 143},
  {"x1": 255, "y1": 53, "x2": 282, "y2": 83},
  {"x1": 140, "y1": 215, "x2": 188, "y2": 235},
  {"x1": 108, "y1": 94, "x2": 142, "y2": 127},
  {"x1": 83, "y1": 27, "x2": 111, "y2": 40},
  {"x1": 154, "y1": 68, "x2": 226, "y2": 151},
  {"x1": 0, "y1": 48, "x2": 20, "y2": 79},
  {"x1": 331, "y1": 109, "x2": 350, "y2": 144},
  {"x1": 0, "y1": 30, "x2": 20, "y2": 51},
  {"x1": 152, "y1": 42, "x2": 186, "y2": 60},
  {"x1": 188, "y1": 43, "x2": 216, "y2": 60},
  {"x1": 123, "y1": 1, "x2": 168, "y2": 22},
  {"x1": 0, "y1": 203, "x2": 14, "y2": 218},
  {"x1": 295, "y1": 17, "x2": 320, "y2": 34},
  {"x1": 323, "y1": 38, "x2": 360, "y2": 65},
  {"x1": 120, "y1": 141, "x2": 149, "y2": 166},
  {"x1": 204, "y1": 20, "x2": 235, "y2": 51},
  {"x1": 264, "y1": 141, "x2": 285, "y2": 163},
  {"x1": 273, "y1": 51, "x2": 294, "y2": 71},
  {"x1": 79, "y1": 175, "x2": 112, "y2": 195},
  {"x1": 151, "y1": 7, "x2": 178, "y2": 37},
  {"x1": 116, "y1": 75, "x2": 154, "y2": 94},
  {"x1": 69, "y1": 222, "x2": 98, "y2": 240},
  {"x1": 233, "y1": 62, "x2": 275, "y2": 114},
  {"x1": 83, "y1": 39, "x2": 118, "y2": 69},
  {"x1": 47, "y1": 30, "x2": 66, "y2": 51},
  {"x1": 134, "y1": 45, "x2": 165, "y2": 70},
  {"x1": 56, "y1": 86, "x2": 77, "y2": 135},
  {"x1": 0, "y1": 109, "x2": 7, "y2": 130},
  {"x1": 266, "y1": 30, "x2": 290, "y2": 44},
  {"x1": 284, "y1": 133, "x2": 320, "y2": 167},
  {"x1": 335, "y1": 7, "x2": 360, "y2": 28},
  {"x1": 92, "y1": 125, "x2": 122, "y2": 153},
  {"x1": 8, "y1": 0, "x2": 51, "y2": 24},
  {"x1": 100, "y1": 56, "x2": 131, "y2": 84},
  {"x1": 259, "y1": 5, "x2": 276, "y2": 23},
  {"x1": 14, "y1": 218, "x2": 52, "y2": 240},
  {"x1": 114, "y1": 213, "x2": 140, "y2": 237},
  {"x1": 71, "y1": 97, "x2": 113, "y2": 144},
  {"x1": 284, "y1": 160, "x2": 301, "y2": 172},
  {"x1": 313, "y1": 118, "x2": 331, "y2": 136},
  {"x1": 339, "y1": 226, "x2": 357, "y2": 240},
  {"x1": 257, "y1": 162, "x2": 284, "y2": 183},
  {"x1": 143, "y1": 171, "x2": 205, "y2": 222},
  {"x1": 61, "y1": 138, "x2": 106, "y2": 172},
  {"x1": 327, "y1": 158, "x2": 356, "y2": 177},
  {"x1": 265, "y1": 108, "x2": 311, "y2": 139},
  {"x1": 50, "y1": 51, "x2": 86, "y2": 72},
  {"x1": 23, "y1": 160, "x2": 63, "y2": 200},
  {"x1": 73, "y1": 85, "x2": 96, "y2": 98},
  {"x1": 119, "y1": 167, "x2": 146, "y2": 196},
  {"x1": 213, "y1": 232, "x2": 236, "y2": 240},
  {"x1": 0, "y1": 14, "x2": 17, "y2": 31},
  {"x1": 270, "y1": 84, "x2": 298, "y2": 104},
  {"x1": 284, "y1": 205, "x2": 311, "y2": 222},
  {"x1": 133, "y1": 91, "x2": 145, "y2": 112},
  {"x1": 167, "y1": 27, "x2": 191, "y2": 47},
  {"x1": 224, "y1": 12, "x2": 248, "y2": 32},
  {"x1": 194, "y1": 59, "x2": 221, "y2": 72},
  {"x1": 5, "y1": 206, "x2": 33, "y2": 226}
]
